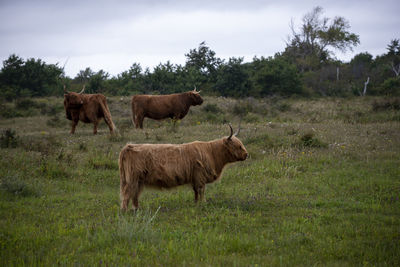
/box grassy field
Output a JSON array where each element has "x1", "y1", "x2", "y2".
[{"x1": 1, "y1": 95, "x2": 399, "y2": 266}]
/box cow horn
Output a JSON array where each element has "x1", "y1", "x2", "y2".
[
  {"x1": 228, "y1": 123, "x2": 233, "y2": 140},
  {"x1": 234, "y1": 118, "x2": 241, "y2": 136},
  {"x1": 63, "y1": 84, "x2": 67, "y2": 93},
  {"x1": 79, "y1": 85, "x2": 85, "y2": 94},
  {"x1": 194, "y1": 86, "x2": 197, "y2": 92}
]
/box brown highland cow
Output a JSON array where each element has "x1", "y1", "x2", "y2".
[
  {"x1": 119, "y1": 124, "x2": 248, "y2": 211},
  {"x1": 131, "y1": 88, "x2": 203, "y2": 129},
  {"x1": 63, "y1": 86, "x2": 116, "y2": 134}
]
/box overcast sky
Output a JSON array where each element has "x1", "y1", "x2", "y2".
[{"x1": 0, "y1": 0, "x2": 399, "y2": 78}]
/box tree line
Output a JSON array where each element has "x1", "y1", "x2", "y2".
[{"x1": 1, "y1": 7, "x2": 399, "y2": 101}]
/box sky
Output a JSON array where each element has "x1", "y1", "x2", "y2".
[{"x1": 0, "y1": 0, "x2": 399, "y2": 78}]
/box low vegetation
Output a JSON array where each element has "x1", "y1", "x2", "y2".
[{"x1": 0, "y1": 96, "x2": 399, "y2": 265}]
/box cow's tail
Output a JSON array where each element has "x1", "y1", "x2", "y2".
[
  {"x1": 100, "y1": 99, "x2": 117, "y2": 134},
  {"x1": 119, "y1": 150, "x2": 127, "y2": 205},
  {"x1": 131, "y1": 98, "x2": 136, "y2": 127},
  {"x1": 119, "y1": 148, "x2": 133, "y2": 208}
]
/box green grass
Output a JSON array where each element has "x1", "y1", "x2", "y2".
[{"x1": 0, "y1": 96, "x2": 399, "y2": 265}]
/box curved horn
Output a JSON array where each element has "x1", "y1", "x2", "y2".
[
  {"x1": 79, "y1": 85, "x2": 85, "y2": 94},
  {"x1": 193, "y1": 86, "x2": 201, "y2": 94},
  {"x1": 228, "y1": 123, "x2": 233, "y2": 140},
  {"x1": 63, "y1": 84, "x2": 67, "y2": 93},
  {"x1": 234, "y1": 118, "x2": 241, "y2": 136}
]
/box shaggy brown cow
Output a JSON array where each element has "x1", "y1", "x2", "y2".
[
  {"x1": 63, "y1": 86, "x2": 116, "y2": 134},
  {"x1": 131, "y1": 88, "x2": 203, "y2": 128},
  {"x1": 119, "y1": 124, "x2": 248, "y2": 210}
]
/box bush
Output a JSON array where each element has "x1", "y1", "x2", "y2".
[
  {"x1": 245, "y1": 133, "x2": 278, "y2": 148},
  {"x1": 0, "y1": 128, "x2": 19, "y2": 148},
  {"x1": 379, "y1": 77, "x2": 400, "y2": 96},
  {"x1": 0, "y1": 103, "x2": 24, "y2": 118},
  {"x1": 233, "y1": 101, "x2": 253, "y2": 117},
  {"x1": 243, "y1": 113, "x2": 260, "y2": 123},
  {"x1": 202, "y1": 103, "x2": 223, "y2": 114},
  {"x1": 298, "y1": 132, "x2": 327, "y2": 148},
  {"x1": 372, "y1": 98, "x2": 400, "y2": 111},
  {"x1": 0, "y1": 175, "x2": 36, "y2": 197},
  {"x1": 46, "y1": 115, "x2": 65, "y2": 128},
  {"x1": 15, "y1": 98, "x2": 38, "y2": 109}
]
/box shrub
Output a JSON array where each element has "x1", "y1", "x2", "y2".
[
  {"x1": 372, "y1": 98, "x2": 400, "y2": 111},
  {"x1": 0, "y1": 128, "x2": 19, "y2": 148},
  {"x1": 233, "y1": 101, "x2": 253, "y2": 117},
  {"x1": 245, "y1": 133, "x2": 276, "y2": 148},
  {"x1": 0, "y1": 175, "x2": 36, "y2": 197},
  {"x1": 41, "y1": 103, "x2": 64, "y2": 115},
  {"x1": 46, "y1": 115, "x2": 65, "y2": 128},
  {"x1": 0, "y1": 103, "x2": 24, "y2": 118},
  {"x1": 15, "y1": 98, "x2": 38, "y2": 109},
  {"x1": 275, "y1": 102, "x2": 292, "y2": 112},
  {"x1": 379, "y1": 77, "x2": 400, "y2": 96},
  {"x1": 243, "y1": 113, "x2": 260, "y2": 123},
  {"x1": 202, "y1": 103, "x2": 223, "y2": 114},
  {"x1": 21, "y1": 134, "x2": 60, "y2": 156},
  {"x1": 298, "y1": 132, "x2": 327, "y2": 148}
]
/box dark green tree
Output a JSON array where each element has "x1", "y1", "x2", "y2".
[
  {"x1": 185, "y1": 41, "x2": 223, "y2": 92},
  {"x1": 74, "y1": 67, "x2": 94, "y2": 84},
  {"x1": 250, "y1": 56, "x2": 303, "y2": 96},
  {"x1": 0, "y1": 54, "x2": 63, "y2": 99},
  {"x1": 214, "y1": 57, "x2": 252, "y2": 97},
  {"x1": 87, "y1": 70, "x2": 109, "y2": 93},
  {"x1": 112, "y1": 63, "x2": 145, "y2": 95}
]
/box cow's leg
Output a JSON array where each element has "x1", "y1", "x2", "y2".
[
  {"x1": 93, "y1": 120, "x2": 98, "y2": 135},
  {"x1": 133, "y1": 114, "x2": 139, "y2": 128},
  {"x1": 71, "y1": 120, "x2": 78, "y2": 134},
  {"x1": 138, "y1": 115, "x2": 144, "y2": 129},
  {"x1": 199, "y1": 185, "x2": 206, "y2": 202},
  {"x1": 193, "y1": 186, "x2": 199, "y2": 202},
  {"x1": 192, "y1": 182, "x2": 206, "y2": 203},
  {"x1": 131, "y1": 182, "x2": 144, "y2": 210}
]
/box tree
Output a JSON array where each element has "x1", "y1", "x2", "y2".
[
  {"x1": 214, "y1": 57, "x2": 252, "y2": 97},
  {"x1": 151, "y1": 61, "x2": 175, "y2": 93},
  {"x1": 87, "y1": 70, "x2": 109, "y2": 93},
  {"x1": 386, "y1": 39, "x2": 400, "y2": 77},
  {"x1": 74, "y1": 67, "x2": 94, "y2": 84},
  {"x1": 0, "y1": 54, "x2": 25, "y2": 99},
  {"x1": 0, "y1": 54, "x2": 63, "y2": 99},
  {"x1": 250, "y1": 56, "x2": 303, "y2": 96},
  {"x1": 185, "y1": 41, "x2": 223, "y2": 91},
  {"x1": 283, "y1": 6, "x2": 360, "y2": 71}
]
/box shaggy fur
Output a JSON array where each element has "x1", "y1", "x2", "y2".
[
  {"x1": 64, "y1": 91, "x2": 116, "y2": 134},
  {"x1": 119, "y1": 126, "x2": 248, "y2": 210},
  {"x1": 131, "y1": 90, "x2": 203, "y2": 129}
]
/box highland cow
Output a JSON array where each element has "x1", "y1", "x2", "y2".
[
  {"x1": 119, "y1": 124, "x2": 248, "y2": 210},
  {"x1": 131, "y1": 88, "x2": 203, "y2": 129},
  {"x1": 63, "y1": 86, "x2": 116, "y2": 134}
]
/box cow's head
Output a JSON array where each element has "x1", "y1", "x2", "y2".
[
  {"x1": 223, "y1": 124, "x2": 248, "y2": 162},
  {"x1": 188, "y1": 87, "x2": 203, "y2": 106},
  {"x1": 64, "y1": 85, "x2": 85, "y2": 108}
]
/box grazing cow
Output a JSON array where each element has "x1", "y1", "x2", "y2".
[
  {"x1": 119, "y1": 124, "x2": 248, "y2": 210},
  {"x1": 63, "y1": 86, "x2": 116, "y2": 134},
  {"x1": 131, "y1": 88, "x2": 203, "y2": 129}
]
